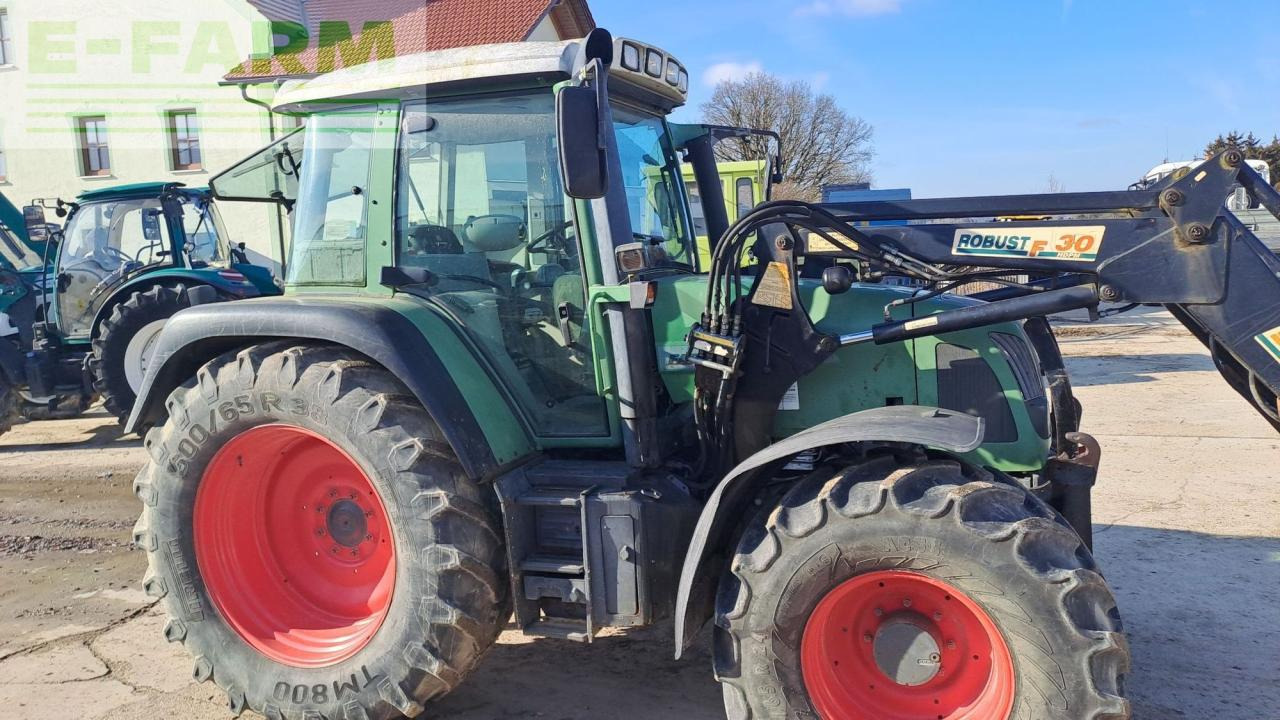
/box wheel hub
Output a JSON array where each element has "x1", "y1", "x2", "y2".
[
  {"x1": 873, "y1": 616, "x2": 942, "y2": 686},
  {"x1": 325, "y1": 498, "x2": 369, "y2": 548}
]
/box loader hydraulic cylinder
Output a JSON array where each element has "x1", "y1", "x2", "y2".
[{"x1": 866, "y1": 284, "x2": 1100, "y2": 345}]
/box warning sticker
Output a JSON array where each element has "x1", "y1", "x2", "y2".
[
  {"x1": 951, "y1": 226, "x2": 1105, "y2": 262},
  {"x1": 807, "y1": 231, "x2": 860, "y2": 255},
  {"x1": 1255, "y1": 326, "x2": 1280, "y2": 364},
  {"x1": 778, "y1": 382, "x2": 800, "y2": 411},
  {"x1": 753, "y1": 261, "x2": 794, "y2": 310}
]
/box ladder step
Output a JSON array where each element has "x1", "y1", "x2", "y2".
[
  {"x1": 524, "y1": 618, "x2": 594, "y2": 643},
  {"x1": 516, "y1": 488, "x2": 583, "y2": 507},
  {"x1": 521, "y1": 554, "x2": 585, "y2": 575}
]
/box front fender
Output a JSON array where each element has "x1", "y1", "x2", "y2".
[
  {"x1": 672, "y1": 405, "x2": 984, "y2": 656},
  {"x1": 125, "y1": 296, "x2": 535, "y2": 480}
]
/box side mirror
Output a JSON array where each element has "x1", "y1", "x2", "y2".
[
  {"x1": 557, "y1": 83, "x2": 608, "y2": 200},
  {"x1": 22, "y1": 205, "x2": 46, "y2": 229}
]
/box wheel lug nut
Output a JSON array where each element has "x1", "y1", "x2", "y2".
[
  {"x1": 329, "y1": 489, "x2": 338, "y2": 497},
  {"x1": 946, "y1": 640, "x2": 956, "y2": 649},
  {"x1": 933, "y1": 611, "x2": 943, "y2": 620},
  {"x1": 873, "y1": 607, "x2": 883, "y2": 617},
  {"x1": 315, "y1": 529, "x2": 324, "y2": 536},
  {"x1": 364, "y1": 533, "x2": 373, "y2": 541},
  {"x1": 902, "y1": 598, "x2": 912, "y2": 608},
  {"x1": 863, "y1": 633, "x2": 873, "y2": 643},
  {"x1": 315, "y1": 504, "x2": 324, "y2": 512},
  {"x1": 330, "y1": 546, "x2": 340, "y2": 554}
]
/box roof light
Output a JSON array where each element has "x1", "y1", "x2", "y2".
[
  {"x1": 620, "y1": 42, "x2": 642, "y2": 72},
  {"x1": 666, "y1": 60, "x2": 680, "y2": 86},
  {"x1": 678, "y1": 68, "x2": 689, "y2": 93},
  {"x1": 645, "y1": 49, "x2": 664, "y2": 78}
]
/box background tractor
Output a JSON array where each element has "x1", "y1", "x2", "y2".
[
  {"x1": 125, "y1": 30, "x2": 1280, "y2": 720},
  {"x1": 0, "y1": 183, "x2": 281, "y2": 435}
]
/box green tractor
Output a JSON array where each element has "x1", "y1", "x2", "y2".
[
  {"x1": 0, "y1": 183, "x2": 281, "y2": 432},
  {"x1": 125, "y1": 30, "x2": 1280, "y2": 720}
]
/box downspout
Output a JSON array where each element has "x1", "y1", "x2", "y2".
[{"x1": 239, "y1": 83, "x2": 289, "y2": 279}]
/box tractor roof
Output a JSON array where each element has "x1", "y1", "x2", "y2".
[
  {"x1": 272, "y1": 40, "x2": 578, "y2": 111},
  {"x1": 76, "y1": 182, "x2": 209, "y2": 203},
  {"x1": 271, "y1": 34, "x2": 690, "y2": 113}
]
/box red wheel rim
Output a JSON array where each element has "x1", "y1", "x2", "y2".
[
  {"x1": 193, "y1": 425, "x2": 395, "y2": 668},
  {"x1": 801, "y1": 570, "x2": 1015, "y2": 719}
]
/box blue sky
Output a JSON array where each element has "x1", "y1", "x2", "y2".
[{"x1": 594, "y1": 0, "x2": 1280, "y2": 197}]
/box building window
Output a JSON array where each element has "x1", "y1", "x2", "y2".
[
  {"x1": 77, "y1": 116, "x2": 111, "y2": 177},
  {"x1": 167, "y1": 109, "x2": 202, "y2": 171},
  {"x1": 0, "y1": 10, "x2": 13, "y2": 66}
]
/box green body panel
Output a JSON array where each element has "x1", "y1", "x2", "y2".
[
  {"x1": 344, "y1": 294, "x2": 535, "y2": 466},
  {"x1": 647, "y1": 275, "x2": 1051, "y2": 472}
]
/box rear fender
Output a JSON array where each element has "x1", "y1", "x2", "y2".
[
  {"x1": 125, "y1": 296, "x2": 535, "y2": 480},
  {"x1": 672, "y1": 405, "x2": 984, "y2": 655}
]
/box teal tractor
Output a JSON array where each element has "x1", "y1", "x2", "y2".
[{"x1": 0, "y1": 183, "x2": 280, "y2": 433}]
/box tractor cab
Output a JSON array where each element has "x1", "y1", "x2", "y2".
[{"x1": 46, "y1": 183, "x2": 273, "y2": 340}]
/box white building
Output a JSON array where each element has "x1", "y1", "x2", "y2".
[{"x1": 0, "y1": 0, "x2": 594, "y2": 271}]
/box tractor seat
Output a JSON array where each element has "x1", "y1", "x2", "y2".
[{"x1": 407, "y1": 224, "x2": 463, "y2": 255}]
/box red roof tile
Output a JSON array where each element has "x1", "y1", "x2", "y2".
[{"x1": 228, "y1": 0, "x2": 594, "y2": 82}]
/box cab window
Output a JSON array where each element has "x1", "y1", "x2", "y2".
[{"x1": 288, "y1": 110, "x2": 375, "y2": 286}]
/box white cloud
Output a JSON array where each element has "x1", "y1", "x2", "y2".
[
  {"x1": 796, "y1": 0, "x2": 903, "y2": 18},
  {"x1": 702, "y1": 60, "x2": 764, "y2": 88}
]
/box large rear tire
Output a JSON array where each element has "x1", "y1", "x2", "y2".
[
  {"x1": 133, "y1": 342, "x2": 509, "y2": 719},
  {"x1": 714, "y1": 454, "x2": 1130, "y2": 720},
  {"x1": 91, "y1": 284, "x2": 196, "y2": 425}
]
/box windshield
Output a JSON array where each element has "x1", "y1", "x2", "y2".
[
  {"x1": 0, "y1": 223, "x2": 40, "y2": 269},
  {"x1": 611, "y1": 105, "x2": 697, "y2": 270}
]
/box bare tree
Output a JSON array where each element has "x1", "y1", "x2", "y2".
[
  {"x1": 1046, "y1": 173, "x2": 1066, "y2": 193},
  {"x1": 701, "y1": 72, "x2": 873, "y2": 202}
]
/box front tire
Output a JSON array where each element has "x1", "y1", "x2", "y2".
[
  {"x1": 133, "y1": 342, "x2": 509, "y2": 719},
  {"x1": 91, "y1": 284, "x2": 197, "y2": 425},
  {"x1": 714, "y1": 454, "x2": 1130, "y2": 720}
]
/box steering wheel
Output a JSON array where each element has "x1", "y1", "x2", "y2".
[
  {"x1": 527, "y1": 221, "x2": 575, "y2": 255},
  {"x1": 94, "y1": 244, "x2": 135, "y2": 267}
]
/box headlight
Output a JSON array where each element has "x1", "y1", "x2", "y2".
[
  {"x1": 645, "y1": 49, "x2": 663, "y2": 78},
  {"x1": 666, "y1": 60, "x2": 681, "y2": 86},
  {"x1": 621, "y1": 42, "x2": 641, "y2": 72},
  {"x1": 678, "y1": 69, "x2": 689, "y2": 93}
]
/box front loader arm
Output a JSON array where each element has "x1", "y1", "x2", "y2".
[{"x1": 689, "y1": 150, "x2": 1280, "y2": 472}]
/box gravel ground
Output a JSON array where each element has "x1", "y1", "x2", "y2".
[{"x1": 0, "y1": 323, "x2": 1276, "y2": 719}]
